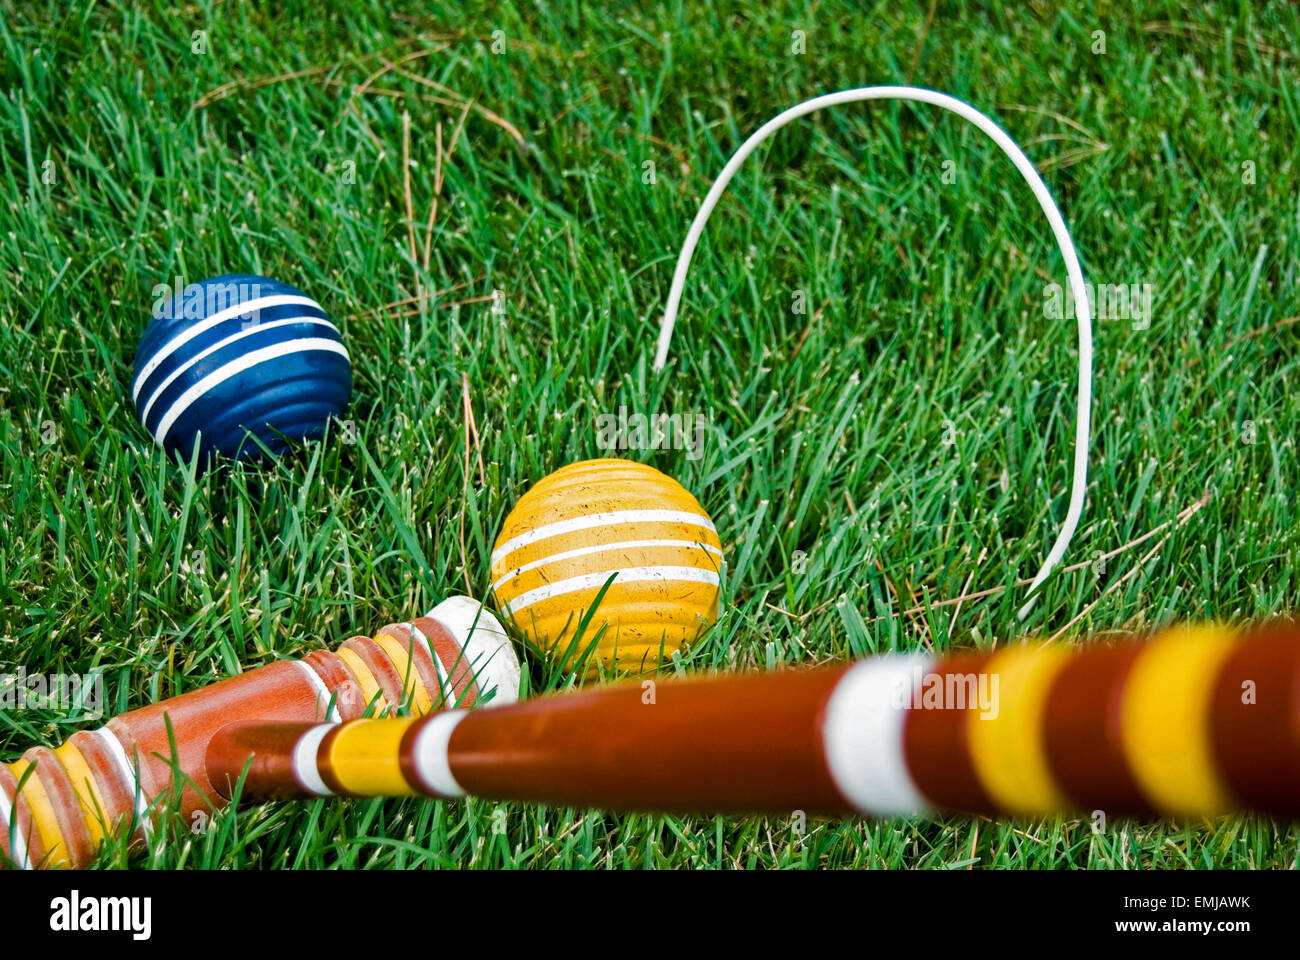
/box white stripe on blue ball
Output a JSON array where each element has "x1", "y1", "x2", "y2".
[
  {"x1": 136, "y1": 314, "x2": 341, "y2": 426},
  {"x1": 132, "y1": 275, "x2": 351, "y2": 464}
]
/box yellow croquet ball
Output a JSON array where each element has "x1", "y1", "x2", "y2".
[{"x1": 490, "y1": 458, "x2": 723, "y2": 670}]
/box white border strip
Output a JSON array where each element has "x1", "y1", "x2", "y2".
[
  {"x1": 0, "y1": 781, "x2": 31, "y2": 870},
  {"x1": 503, "y1": 566, "x2": 719, "y2": 616},
  {"x1": 292, "y1": 659, "x2": 342, "y2": 723},
  {"x1": 92, "y1": 727, "x2": 151, "y2": 836},
  {"x1": 492, "y1": 538, "x2": 723, "y2": 593},
  {"x1": 154, "y1": 338, "x2": 350, "y2": 444},
  {"x1": 291, "y1": 725, "x2": 336, "y2": 797},
  {"x1": 821, "y1": 654, "x2": 935, "y2": 817},
  {"x1": 491, "y1": 509, "x2": 717, "y2": 566},
  {"x1": 411, "y1": 712, "x2": 468, "y2": 797},
  {"x1": 139, "y1": 315, "x2": 340, "y2": 424},
  {"x1": 133, "y1": 293, "x2": 322, "y2": 400},
  {"x1": 408, "y1": 622, "x2": 453, "y2": 704}
]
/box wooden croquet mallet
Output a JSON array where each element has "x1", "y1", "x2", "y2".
[
  {"x1": 207, "y1": 621, "x2": 1300, "y2": 820},
  {"x1": 0, "y1": 597, "x2": 521, "y2": 869}
]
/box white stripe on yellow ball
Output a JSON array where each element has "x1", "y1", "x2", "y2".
[
  {"x1": 505, "y1": 565, "x2": 721, "y2": 614},
  {"x1": 490, "y1": 509, "x2": 717, "y2": 566},
  {"x1": 495, "y1": 540, "x2": 722, "y2": 597},
  {"x1": 492, "y1": 538, "x2": 723, "y2": 594},
  {"x1": 491, "y1": 459, "x2": 722, "y2": 668}
]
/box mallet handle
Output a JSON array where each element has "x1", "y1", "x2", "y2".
[
  {"x1": 208, "y1": 621, "x2": 1300, "y2": 820},
  {"x1": 209, "y1": 666, "x2": 850, "y2": 812}
]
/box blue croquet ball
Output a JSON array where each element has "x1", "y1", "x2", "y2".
[{"x1": 132, "y1": 274, "x2": 351, "y2": 465}]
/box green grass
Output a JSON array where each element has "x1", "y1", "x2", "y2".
[{"x1": 1, "y1": 0, "x2": 1298, "y2": 868}]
